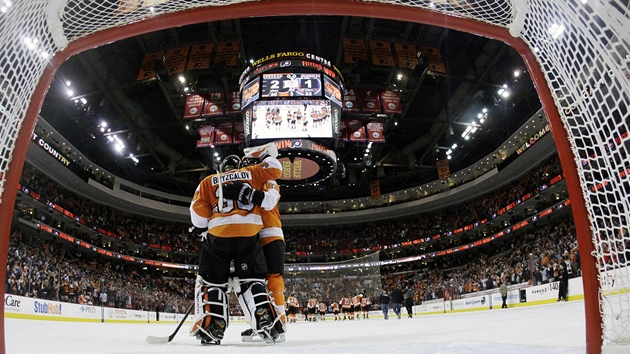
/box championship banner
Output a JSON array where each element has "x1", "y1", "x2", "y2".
[
  {"x1": 186, "y1": 43, "x2": 214, "y2": 71},
  {"x1": 339, "y1": 119, "x2": 349, "y2": 142},
  {"x1": 347, "y1": 119, "x2": 366, "y2": 142},
  {"x1": 420, "y1": 45, "x2": 443, "y2": 60},
  {"x1": 214, "y1": 122, "x2": 234, "y2": 145},
  {"x1": 360, "y1": 89, "x2": 381, "y2": 113},
  {"x1": 136, "y1": 51, "x2": 163, "y2": 81},
  {"x1": 380, "y1": 90, "x2": 402, "y2": 114},
  {"x1": 214, "y1": 41, "x2": 240, "y2": 67},
  {"x1": 202, "y1": 92, "x2": 225, "y2": 117},
  {"x1": 428, "y1": 61, "x2": 447, "y2": 74},
  {"x1": 164, "y1": 46, "x2": 189, "y2": 75},
  {"x1": 342, "y1": 38, "x2": 367, "y2": 64},
  {"x1": 183, "y1": 94, "x2": 205, "y2": 119},
  {"x1": 226, "y1": 91, "x2": 241, "y2": 115},
  {"x1": 366, "y1": 120, "x2": 385, "y2": 142},
  {"x1": 233, "y1": 121, "x2": 245, "y2": 144},
  {"x1": 342, "y1": 88, "x2": 361, "y2": 113},
  {"x1": 370, "y1": 179, "x2": 381, "y2": 199},
  {"x1": 436, "y1": 159, "x2": 451, "y2": 180},
  {"x1": 394, "y1": 42, "x2": 419, "y2": 70},
  {"x1": 369, "y1": 40, "x2": 395, "y2": 67},
  {"x1": 196, "y1": 125, "x2": 215, "y2": 148},
  {"x1": 421, "y1": 45, "x2": 447, "y2": 74}
]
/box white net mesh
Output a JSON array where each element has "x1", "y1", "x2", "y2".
[{"x1": 1, "y1": 0, "x2": 629, "y2": 351}]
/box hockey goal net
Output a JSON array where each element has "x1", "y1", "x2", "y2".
[{"x1": 0, "y1": 0, "x2": 628, "y2": 353}]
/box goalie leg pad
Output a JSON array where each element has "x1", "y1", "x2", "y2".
[
  {"x1": 233, "y1": 277, "x2": 280, "y2": 344},
  {"x1": 189, "y1": 275, "x2": 229, "y2": 344}
]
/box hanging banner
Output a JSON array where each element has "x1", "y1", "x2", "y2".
[
  {"x1": 136, "y1": 51, "x2": 163, "y2": 81},
  {"x1": 360, "y1": 89, "x2": 381, "y2": 113},
  {"x1": 370, "y1": 179, "x2": 381, "y2": 199},
  {"x1": 342, "y1": 88, "x2": 361, "y2": 113},
  {"x1": 342, "y1": 38, "x2": 367, "y2": 64},
  {"x1": 226, "y1": 91, "x2": 241, "y2": 115},
  {"x1": 233, "y1": 121, "x2": 245, "y2": 144},
  {"x1": 437, "y1": 159, "x2": 451, "y2": 180},
  {"x1": 164, "y1": 46, "x2": 189, "y2": 75},
  {"x1": 394, "y1": 42, "x2": 419, "y2": 70},
  {"x1": 347, "y1": 119, "x2": 366, "y2": 142},
  {"x1": 214, "y1": 41, "x2": 240, "y2": 67},
  {"x1": 202, "y1": 92, "x2": 225, "y2": 117},
  {"x1": 184, "y1": 94, "x2": 205, "y2": 119},
  {"x1": 369, "y1": 40, "x2": 395, "y2": 67},
  {"x1": 380, "y1": 90, "x2": 402, "y2": 114},
  {"x1": 186, "y1": 43, "x2": 214, "y2": 71},
  {"x1": 366, "y1": 120, "x2": 385, "y2": 142},
  {"x1": 196, "y1": 125, "x2": 215, "y2": 148},
  {"x1": 214, "y1": 122, "x2": 234, "y2": 145},
  {"x1": 339, "y1": 119, "x2": 349, "y2": 142},
  {"x1": 421, "y1": 45, "x2": 447, "y2": 74}
]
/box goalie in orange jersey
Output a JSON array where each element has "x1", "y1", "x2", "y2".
[{"x1": 189, "y1": 143, "x2": 282, "y2": 345}]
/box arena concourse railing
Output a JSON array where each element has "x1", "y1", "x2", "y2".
[{"x1": 0, "y1": 1, "x2": 628, "y2": 353}]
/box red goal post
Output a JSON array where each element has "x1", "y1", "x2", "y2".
[{"x1": 0, "y1": 1, "x2": 627, "y2": 353}]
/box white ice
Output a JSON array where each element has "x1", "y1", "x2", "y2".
[{"x1": 5, "y1": 301, "x2": 586, "y2": 353}]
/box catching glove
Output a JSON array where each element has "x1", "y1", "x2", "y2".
[
  {"x1": 222, "y1": 182, "x2": 265, "y2": 206},
  {"x1": 242, "y1": 142, "x2": 278, "y2": 162}
]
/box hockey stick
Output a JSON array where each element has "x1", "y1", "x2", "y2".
[
  {"x1": 146, "y1": 302, "x2": 194, "y2": 344},
  {"x1": 217, "y1": 170, "x2": 225, "y2": 213}
]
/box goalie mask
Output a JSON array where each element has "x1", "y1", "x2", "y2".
[{"x1": 220, "y1": 155, "x2": 242, "y2": 172}]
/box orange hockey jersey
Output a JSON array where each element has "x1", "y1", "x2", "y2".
[
  {"x1": 259, "y1": 180, "x2": 284, "y2": 246},
  {"x1": 190, "y1": 158, "x2": 282, "y2": 237}
]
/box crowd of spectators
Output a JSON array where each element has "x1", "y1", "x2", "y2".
[
  {"x1": 7, "y1": 152, "x2": 601, "y2": 315},
  {"x1": 5, "y1": 228, "x2": 192, "y2": 314},
  {"x1": 16, "y1": 153, "x2": 564, "y2": 266}
]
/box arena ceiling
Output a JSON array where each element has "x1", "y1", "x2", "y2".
[{"x1": 38, "y1": 15, "x2": 544, "y2": 203}]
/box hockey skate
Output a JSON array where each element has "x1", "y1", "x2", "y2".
[
  {"x1": 196, "y1": 318, "x2": 225, "y2": 345},
  {"x1": 255, "y1": 307, "x2": 278, "y2": 344}
]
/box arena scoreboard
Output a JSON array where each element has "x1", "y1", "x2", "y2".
[
  {"x1": 239, "y1": 52, "x2": 344, "y2": 186},
  {"x1": 261, "y1": 73, "x2": 322, "y2": 97}
]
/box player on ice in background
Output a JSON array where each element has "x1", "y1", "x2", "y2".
[
  {"x1": 353, "y1": 293, "x2": 362, "y2": 320},
  {"x1": 332, "y1": 300, "x2": 341, "y2": 321},
  {"x1": 188, "y1": 143, "x2": 283, "y2": 345},
  {"x1": 361, "y1": 294, "x2": 371, "y2": 319},
  {"x1": 287, "y1": 294, "x2": 299, "y2": 323},
  {"x1": 340, "y1": 295, "x2": 352, "y2": 320},
  {"x1": 318, "y1": 299, "x2": 327, "y2": 321},
  {"x1": 241, "y1": 143, "x2": 289, "y2": 343},
  {"x1": 307, "y1": 297, "x2": 319, "y2": 322}
]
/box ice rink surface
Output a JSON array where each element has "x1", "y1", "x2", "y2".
[{"x1": 5, "y1": 301, "x2": 586, "y2": 354}]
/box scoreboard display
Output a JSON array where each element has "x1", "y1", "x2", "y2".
[
  {"x1": 239, "y1": 52, "x2": 344, "y2": 186},
  {"x1": 261, "y1": 73, "x2": 322, "y2": 97}
]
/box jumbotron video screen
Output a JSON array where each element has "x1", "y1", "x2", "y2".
[{"x1": 251, "y1": 99, "x2": 333, "y2": 140}]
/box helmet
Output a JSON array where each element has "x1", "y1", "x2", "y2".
[
  {"x1": 219, "y1": 155, "x2": 241, "y2": 172},
  {"x1": 241, "y1": 156, "x2": 257, "y2": 167}
]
